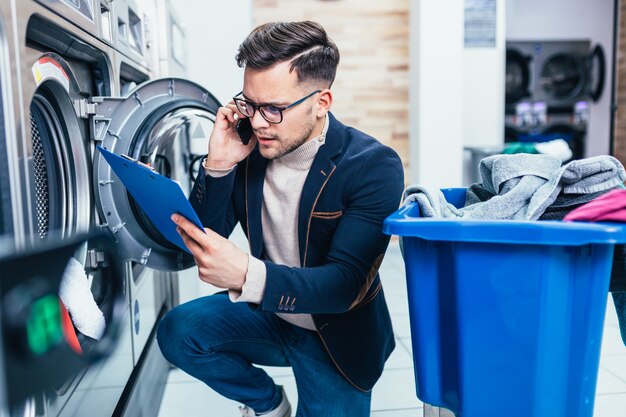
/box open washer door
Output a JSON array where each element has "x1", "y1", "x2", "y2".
[{"x1": 91, "y1": 78, "x2": 220, "y2": 271}]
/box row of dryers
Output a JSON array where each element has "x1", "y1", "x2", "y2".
[
  {"x1": 505, "y1": 40, "x2": 606, "y2": 160},
  {"x1": 0, "y1": 1, "x2": 219, "y2": 417}
]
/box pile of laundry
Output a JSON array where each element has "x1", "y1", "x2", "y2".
[{"x1": 403, "y1": 153, "x2": 626, "y2": 346}]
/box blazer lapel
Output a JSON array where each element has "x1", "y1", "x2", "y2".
[
  {"x1": 245, "y1": 150, "x2": 268, "y2": 258},
  {"x1": 298, "y1": 114, "x2": 345, "y2": 266}
]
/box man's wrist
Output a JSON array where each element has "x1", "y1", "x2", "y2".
[
  {"x1": 229, "y1": 256, "x2": 266, "y2": 304},
  {"x1": 203, "y1": 157, "x2": 237, "y2": 172},
  {"x1": 234, "y1": 253, "x2": 249, "y2": 292}
]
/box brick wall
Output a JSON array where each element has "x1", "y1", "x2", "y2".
[{"x1": 253, "y1": 0, "x2": 410, "y2": 175}]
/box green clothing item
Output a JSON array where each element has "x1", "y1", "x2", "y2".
[{"x1": 503, "y1": 142, "x2": 539, "y2": 155}]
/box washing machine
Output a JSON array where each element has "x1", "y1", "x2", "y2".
[
  {"x1": 1, "y1": 1, "x2": 220, "y2": 416},
  {"x1": 1, "y1": 2, "x2": 128, "y2": 416},
  {"x1": 506, "y1": 40, "x2": 605, "y2": 107},
  {"x1": 504, "y1": 40, "x2": 606, "y2": 160},
  {"x1": 0, "y1": 1, "x2": 24, "y2": 247},
  {"x1": 152, "y1": 0, "x2": 186, "y2": 78}
]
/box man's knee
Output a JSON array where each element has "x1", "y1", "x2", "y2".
[
  {"x1": 156, "y1": 295, "x2": 227, "y2": 364},
  {"x1": 156, "y1": 306, "x2": 188, "y2": 364}
]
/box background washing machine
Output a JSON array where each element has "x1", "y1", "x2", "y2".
[
  {"x1": 505, "y1": 40, "x2": 606, "y2": 160},
  {"x1": 153, "y1": 0, "x2": 186, "y2": 78},
  {"x1": 0, "y1": 5, "x2": 16, "y2": 244},
  {"x1": 1, "y1": 1, "x2": 220, "y2": 416}
]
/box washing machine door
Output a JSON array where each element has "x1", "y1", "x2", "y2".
[
  {"x1": 505, "y1": 49, "x2": 531, "y2": 104},
  {"x1": 588, "y1": 44, "x2": 606, "y2": 103},
  {"x1": 539, "y1": 52, "x2": 587, "y2": 101},
  {"x1": 27, "y1": 54, "x2": 92, "y2": 241},
  {"x1": 91, "y1": 78, "x2": 220, "y2": 271}
]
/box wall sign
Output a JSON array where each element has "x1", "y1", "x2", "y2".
[{"x1": 464, "y1": 0, "x2": 497, "y2": 48}]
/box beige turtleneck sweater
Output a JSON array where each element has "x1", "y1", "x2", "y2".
[{"x1": 204, "y1": 115, "x2": 329, "y2": 330}]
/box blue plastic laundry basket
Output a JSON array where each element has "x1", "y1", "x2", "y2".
[{"x1": 383, "y1": 188, "x2": 626, "y2": 417}]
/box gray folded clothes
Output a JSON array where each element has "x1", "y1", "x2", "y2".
[
  {"x1": 403, "y1": 154, "x2": 626, "y2": 220},
  {"x1": 538, "y1": 188, "x2": 618, "y2": 221},
  {"x1": 402, "y1": 185, "x2": 462, "y2": 219}
]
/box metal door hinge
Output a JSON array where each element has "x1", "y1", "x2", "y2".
[
  {"x1": 86, "y1": 249, "x2": 109, "y2": 269},
  {"x1": 74, "y1": 99, "x2": 98, "y2": 119}
]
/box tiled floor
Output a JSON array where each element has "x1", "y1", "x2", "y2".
[{"x1": 157, "y1": 241, "x2": 626, "y2": 417}]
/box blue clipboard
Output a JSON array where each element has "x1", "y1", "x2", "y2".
[{"x1": 97, "y1": 146, "x2": 205, "y2": 253}]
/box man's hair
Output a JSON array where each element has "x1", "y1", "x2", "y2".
[{"x1": 236, "y1": 21, "x2": 340, "y2": 88}]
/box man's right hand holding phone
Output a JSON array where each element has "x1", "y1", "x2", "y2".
[{"x1": 204, "y1": 103, "x2": 257, "y2": 170}]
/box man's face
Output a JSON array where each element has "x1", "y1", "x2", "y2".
[{"x1": 241, "y1": 61, "x2": 320, "y2": 160}]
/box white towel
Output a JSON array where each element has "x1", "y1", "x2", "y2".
[
  {"x1": 59, "y1": 257, "x2": 106, "y2": 340},
  {"x1": 535, "y1": 139, "x2": 573, "y2": 162}
]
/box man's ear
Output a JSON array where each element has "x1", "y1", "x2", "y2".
[{"x1": 316, "y1": 88, "x2": 333, "y2": 118}]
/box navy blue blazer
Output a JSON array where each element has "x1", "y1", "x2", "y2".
[{"x1": 189, "y1": 113, "x2": 404, "y2": 391}]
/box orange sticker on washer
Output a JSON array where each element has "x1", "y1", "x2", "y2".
[{"x1": 32, "y1": 57, "x2": 70, "y2": 92}]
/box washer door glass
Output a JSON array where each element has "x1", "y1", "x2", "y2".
[
  {"x1": 128, "y1": 107, "x2": 215, "y2": 254},
  {"x1": 93, "y1": 78, "x2": 220, "y2": 271},
  {"x1": 540, "y1": 53, "x2": 586, "y2": 100}
]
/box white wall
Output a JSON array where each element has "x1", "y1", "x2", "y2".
[
  {"x1": 462, "y1": 0, "x2": 506, "y2": 185},
  {"x1": 176, "y1": 0, "x2": 252, "y2": 105},
  {"x1": 409, "y1": 0, "x2": 464, "y2": 187},
  {"x1": 463, "y1": 0, "x2": 506, "y2": 149},
  {"x1": 506, "y1": 0, "x2": 615, "y2": 157}
]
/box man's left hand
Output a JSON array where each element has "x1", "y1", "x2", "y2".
[{"x1": 171, "y1": 214, "x2": 248, "y2": 291}]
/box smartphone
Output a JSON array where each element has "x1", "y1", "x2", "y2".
[{"x1": 236, "y1": 118, "x2": 253, "y2": 145}]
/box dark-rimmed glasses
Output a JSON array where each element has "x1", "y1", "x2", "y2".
[{"x1": 233, "y1": 90, "x2": 321, "y2": 124}]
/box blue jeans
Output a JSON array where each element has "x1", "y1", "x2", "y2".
[{"x1": 157, "y1": 293, "x2": 372, "y2": 416}]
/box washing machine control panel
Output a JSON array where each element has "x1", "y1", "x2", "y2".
[{"x1": 35, "y1": 0, "x2": 114, "y2": 44}]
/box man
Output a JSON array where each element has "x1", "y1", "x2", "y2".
[{"x1": 157, "y1": 21, "x2": 404, "y2": 417}]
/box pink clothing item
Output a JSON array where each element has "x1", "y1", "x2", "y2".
[{"x1": 564, "y1": 189, "x2": 626, "y2": 222}]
